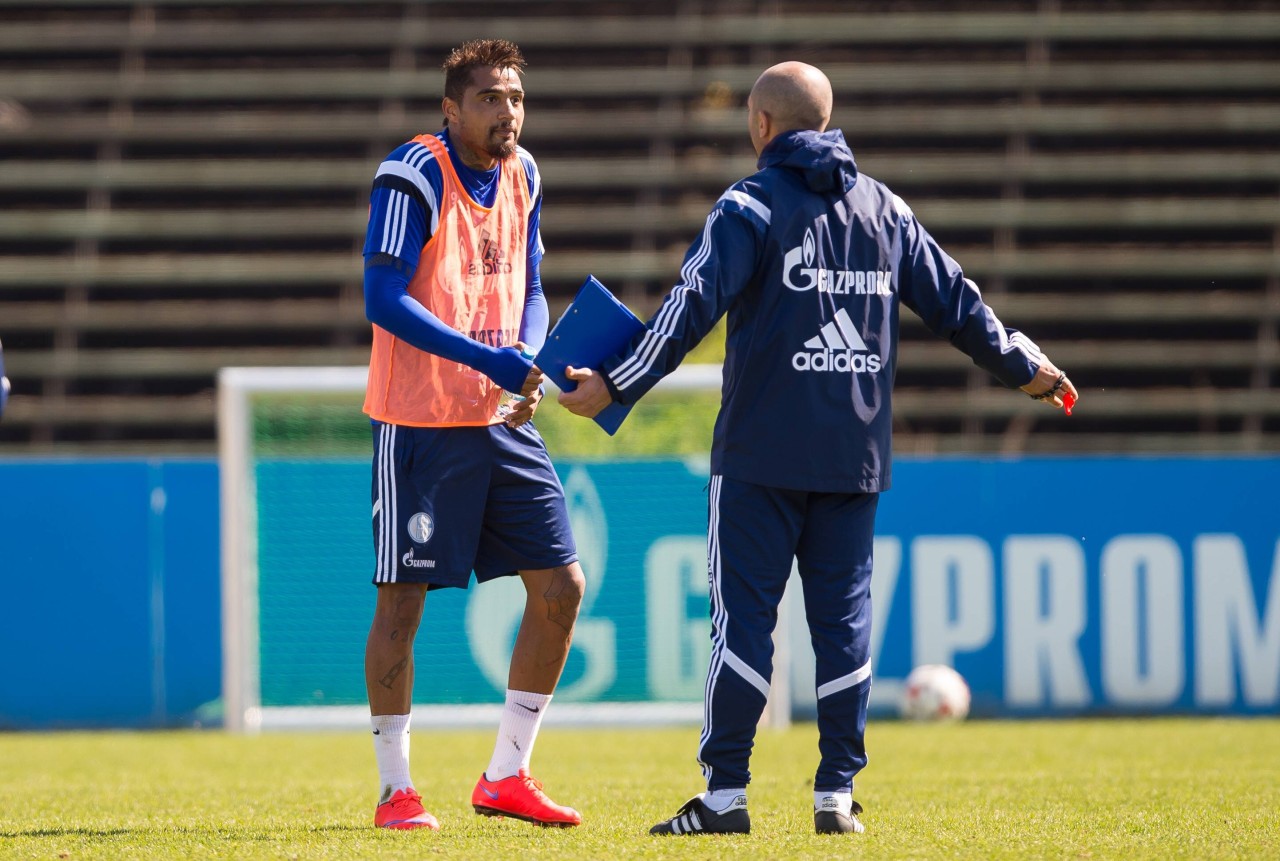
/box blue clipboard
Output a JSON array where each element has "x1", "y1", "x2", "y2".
[{"x1": 535, "y1": 275, "x2": 645, "y2": 435}]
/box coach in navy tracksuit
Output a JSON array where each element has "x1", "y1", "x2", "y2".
[{"x1": 561, "y1": 62, "x2": 1077, "y2": 837}]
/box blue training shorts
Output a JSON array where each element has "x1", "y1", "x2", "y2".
[{"x1": 370, "y1": 420, "x2": 577, "y2": 588}]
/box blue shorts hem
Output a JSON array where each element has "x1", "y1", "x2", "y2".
[
  {"x1": 474, "y1": 552, "x2": 580, "y2": 583},
  {"x1": 371, "y1": 552, "x2": 580, "y2": 591}
]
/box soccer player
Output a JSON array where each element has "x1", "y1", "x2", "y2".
[
  {"x1": 560, "y1": 62, "x2": 1077, "y2": 836},
  {"x1": 360, "y1": 39, "x2": 584, "y2": 831}
]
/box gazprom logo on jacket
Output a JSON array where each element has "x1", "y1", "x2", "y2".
[{"x1": 783, "y1": 227, "x2": 893, "y2": 295}]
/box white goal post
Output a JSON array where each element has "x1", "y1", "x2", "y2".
[
  {"x1": 217, "y1": 364, "x2": 797, "y2": 733},
  {"x1": 218, "y1": 366, "x2": 364, "y2": 733}
]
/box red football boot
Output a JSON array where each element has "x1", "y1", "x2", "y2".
[
  {"x1": 471, "y1": 769, "x2": 582, "y2": 827},
  {"x1": 374, "y1": 788, "x2": 440, "y2": 830}
]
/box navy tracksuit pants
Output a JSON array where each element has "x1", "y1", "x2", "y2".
[{"x1": 700, "y1": 475, "x2": 877, "y2": 793}]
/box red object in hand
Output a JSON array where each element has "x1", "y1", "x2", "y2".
[{"x1": 1062, "y1": 391, "x2": 1076, "y2": 416}]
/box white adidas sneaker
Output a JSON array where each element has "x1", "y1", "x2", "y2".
[{"x1": 815, "y1": 796, "x2": 865, "y2": 834}]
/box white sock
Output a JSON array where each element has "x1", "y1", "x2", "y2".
[
  {"x1": 372, "y1": 713, "x2": 413, "y2": 803},
  {"x1": 703, "y1": 788, "x2": 747, "y2": 812},
  {"x1": 815, "y1": 788, "x2": 854, "y2": 816},
  {"x1": 485, "y1": 689, "x2": 552, "y2": 780}
]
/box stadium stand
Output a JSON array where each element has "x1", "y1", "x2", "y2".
[{"x1": 0, "y1": 0, "x2": 1277, "y2": 453}]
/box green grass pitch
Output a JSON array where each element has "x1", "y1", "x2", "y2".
[{"x1": 2, "y1": 718, "x2": 1277, "y2": 859}]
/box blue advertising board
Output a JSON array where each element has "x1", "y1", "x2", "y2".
[
  {"x1": 256, "y1": 455, "x2": 1280, "y2": 718},
  {"x1": 0, "y1": 459, "x2": 221, "y2": 728},
  {"x1": 1, "y1": 455, "x2": 1276, "y2": 727},
  {"x1": 837, "y1": 456, "x2": 1280, "y2": 717}
]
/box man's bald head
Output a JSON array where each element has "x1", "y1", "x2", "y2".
[{"x1": 747, "y1": 62, "x2": 833, "y2": 152}]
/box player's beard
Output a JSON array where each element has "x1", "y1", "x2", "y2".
[{"x1": 487, "y1": 127, "x2": 518, "y2": 160}]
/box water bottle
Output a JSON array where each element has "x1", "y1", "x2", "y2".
[{"x1": 496, "y1": 346, "x2": 537, "y2": 419}]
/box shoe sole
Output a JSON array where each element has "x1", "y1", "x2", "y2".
[
  {"x1": 377, "y1": 818, "x2": 439, "y2": 831},
  {"x1": 814, "y1": 810, "x2": 862, "y2": 834},
  {"x1": 473, "y1": 803, "x2": 580, "y2": 828},
  {"x1": 651, "y1": 826, "x2": 750, "y2": 836}
]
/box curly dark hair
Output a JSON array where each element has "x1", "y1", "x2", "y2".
[{"x1": 442, "y1": 38, "x2": 527, "y2": 107}]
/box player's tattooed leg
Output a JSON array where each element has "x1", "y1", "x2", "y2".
[{"x1": 541, "y1": 565, "x2": 582, "y2": 634}]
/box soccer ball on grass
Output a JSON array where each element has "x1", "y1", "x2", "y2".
[{"x1": 899, "y1": 664, "x2": 971, "y2": 721}]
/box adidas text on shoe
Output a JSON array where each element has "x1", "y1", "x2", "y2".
[
  {"x1": 471, "y1": 769, "x2": 581, "y2": 827},
  {"x1": 650, "y1": 795, "x2": 750, "y2": 836},
  {"x1": 374, "y1": 788, "x2": 440, "y2": 831},
  {"x1": 815, "y1": 798, "x2": 865, "y2": 834}
]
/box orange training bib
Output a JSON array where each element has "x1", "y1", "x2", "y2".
[{"x1": 364, "y1": 134, "x2": 530, "y2": 426}]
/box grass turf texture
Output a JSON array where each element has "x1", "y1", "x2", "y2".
[{"x1": 2, "y1": 719, "x2": 1276, "y2": 860}]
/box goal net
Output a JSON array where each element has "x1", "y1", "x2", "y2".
[{"x1": 217, "y1": 364, "x2": 800, "y2": 732}]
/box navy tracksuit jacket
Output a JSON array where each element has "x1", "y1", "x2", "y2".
[{"x1": 602, "y1": 129, "x2": 1044, "y2": 792}]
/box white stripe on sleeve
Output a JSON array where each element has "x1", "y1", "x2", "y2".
[
  {"x1": 391, "y1": 192, "x2": 410, "y2": 257},
  {"x1": 717, "y1": 189, "x2": 771, "y2": 225},
  {"x1": 610, "y1": 210, "x2": 721, "y2": 390},
  {"x1": 376, "y1": 153, "x2": 440, "y2": 237}
]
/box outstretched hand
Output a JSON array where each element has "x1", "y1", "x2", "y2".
[
  {"x1": 558, "y1": 366, "x2": 613, "y2": 418},
  {"x1": 1021, "y1": 362, "x2": 1079, "y2": 412}
]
